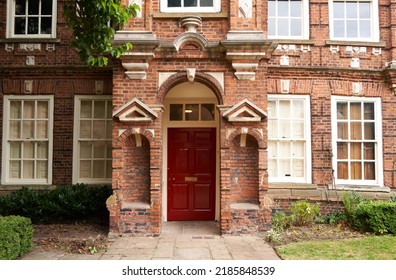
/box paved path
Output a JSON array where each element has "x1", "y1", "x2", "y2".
[{"x1": 21, "y1": 221, "x2": 280, "y2": 260}]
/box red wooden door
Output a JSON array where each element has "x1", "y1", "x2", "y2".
[{"x1": 167, "y1": 128, "x2": 216, "y2": 220}]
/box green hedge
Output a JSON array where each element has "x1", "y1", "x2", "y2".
[
  {"x1": 0, "y1": 216, "x2": 34, "y2": 260},
  {"x1": 0, "y1": 184, "x2": 112, "y2": 223},
  {"x1": 354, "y1": 201, "x2": 396, "y2": 234}
]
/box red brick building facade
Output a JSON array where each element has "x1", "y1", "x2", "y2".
[{"x1": 0, "y1": 0, "x2": 395, "y2": 236}]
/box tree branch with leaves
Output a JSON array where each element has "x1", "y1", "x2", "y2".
[{"x1": 63, "y1": 0, "x2": 140, "y2": 67}]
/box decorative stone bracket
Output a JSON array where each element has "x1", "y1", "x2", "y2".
[
  {"x1": 383, "y1": 61, "x2": 396, "y2": 95},
  {"x1": 122, "y1": 62, "x2": 149, "y2": 80},
  {"x1": 221, "y1": 31, "x2": 277, "y2": 80}
]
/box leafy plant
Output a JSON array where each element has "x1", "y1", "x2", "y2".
[
  {"x1": 265, "y1": 229, "x2": 284, "y2": 243},
  {"x1": 391, "y1": 193, "x2": 396, "y2": 203},
  {"x1": 271, "y1": 210, "x2": 292, "y2": 232},
  {"x1": 354, "y1": 201, "x2": 396, "y2": 234},
  {"x1": 324, "y1": 210, "x2": 346, "y2": 225},
  {"x1": 290, "y1": 200, "x2": 320, "y2": 226},
  {"x1": 342, "y1": 191, "x2": 370, "y2": 228},
  {"x1": 0, "y1": 216, "x2": 34, "y2": 260},
  {"x1": 63, "y1": 0, "x2": 140, "y2": 66}
]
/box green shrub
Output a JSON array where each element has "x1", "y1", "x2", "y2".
[
  {"x1": 0, "y1": 216, "x2": 34, "y2": 260},
  {"x1": 324, "y1": 210, "x2": 346, "y2": 225},
  {"x1": 290, "y1": 200, "x2": 320, "y2": 226},
  {"x1": 342, "y1": 191, "x2": 370, "y2": 228},
  {"x1": 0, "y1": 184, "x2": 112, "y2": 223},
  {"x1": 271, "y1": 210, "x2": 292, "y2": 232},
  {"x1": 391, "y1": 194, "x2": 396, "y2": 203},
  {"x1": 354, "y1": 201, "x2": 396, "y2": 234}
]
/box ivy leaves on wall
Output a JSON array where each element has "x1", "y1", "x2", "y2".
[{"x1": 63, "y1": 0, "x2": 140, "y2": 67}]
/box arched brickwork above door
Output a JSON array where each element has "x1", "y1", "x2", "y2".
[
  {"x1": 157, "y1": 71, "x2": 224, "y2": 104},
  {"x1": 224, "y1": 127, "x2": 266, "y2": 149}
]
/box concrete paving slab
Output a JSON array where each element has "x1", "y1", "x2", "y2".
[{"x1": 174, "y1": 248, "x2": 211, "y2": 260}]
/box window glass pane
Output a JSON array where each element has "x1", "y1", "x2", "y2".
[
  {"x1": 333, "y1": 20, "x2": 345, "y2": 37},
  {"x1": 268, "y1": 159, "x2": 277, "y2": 177},
  {"x1": 364, "y1": 103, "x2": 374, "y2": 120},
  {"x1": 337, "y1": 162, "x2": 348, "y2": 179},
  {"x1": 106, "y1": 120, "x2": 112, "y2": 139},
  {"x1": 10, "y1": 121, "x2": 21, "y2": 139},
  {"x1": 359, "y1": 2, "x2": 371, "y2": 18},
  {"x1": 200, "y1": 0, "x2": 213, "y2": 6},
  {"x1": 290, "y1": 19, "x2": 302, "y2": 36},
  {"x1": 278, "y1": 0, "x2": 289, "y2": 16},
  {"x1": 293, "y1": 100, "x2": 304, "y2": 119},
  {"x1": 364, "y1": 123, "x2": 375, "y2": 140},
  {"x1": 94, "y1": 141, "x2": 106, "y2": 158},
  {"x1": 268, "y1": 119, "x2": 278, "y2": 138},
  {"x1": 23, "y1": 160, "x2": 34, "y2": 178},
  {"x1": 280, "y1": 120, "x2": 291, "y2": 138},
  {"x1": 268, "y1": 1, "x2": 276, "y2": 17},
  {"x1": 93, "y1": 120, "x2": 106, "y2": 138},
  {"x1": 28, "y1": 0, "x2": 39, "y2": 15},
  {"x1": 184, "y1": 0, "x2": 197, "y2": 7},
  {"x1": 268, "y1": 141, "x2": 277, "y2": 157},
  {"x1": 41, "y1": 17, "x2": 52, "y2": 34},
  {"x1": 185, "y1": 104, "x2": 199, "y2": 121},
  {"x1": 290, "y1": 0, "x2": 302, "y2": 17},
  {"x1": 267, "y1": 101, "x2": 276, "y2": 117},
  {"x1": 36, "y1": 120, "x2": 48, "y2": 138},
  {"x1": 364, "y1": 143, "x2": 375, "y2": 160},
  {"x1": 337, "y1": 122, "x2": 348, "y2": 139},
  {"x1": 346, "y1": 2, "x2": 357, "y2": 18},
  {"x1": 268, "y1": 18, "x2": 276, "y2": 36},
  {"x1": 24, "y1": 101, "x2": 35, "y2": 118},
  {"x1": 350, "y1": 103, "x2": 361, "y2": 120},
  {"x1": 10, "y1": 161, "x2": 21, "y2": 179},
  {"x1": 293, "y1": 120, "x2": 304, "y2": 138},
  {"x1": 364, "y1": 162, "x2": 375, "y2": 180},
  {"x1": 279, "y1": 100, "x2": 291, "y2": 118},
  {"x1": 107, "y1": 142, "x2": 112, "y2": 158},
  {"x1": 23, "y1": 120, "x2": 34, "y2": 139},
  {"x1": 293, "y1": 159, "x2": 304, "y2": 177},
  {"x1": 93, "y1": 161, "x2": 105, "y2": 178},
  {"x1": 80, "y1": 142, "x2": 92, "y2": 158},
  {"x1": 80, "y1": 120, "x2": 92, "y2": 138},
  {"x1": 41, "y1": 0, "x2": 53, "y2": 15},
  {"x1": 333, "y1": 2, "x2": 345, "y2": 18},
  {"x1": 351, "y1": 162, "x2": 362, "y2": 179},
  {"x1": 168, "y1": 0, "x2": 181, "y2": 7},
  {"x1": 23, "y1": 142, "x2": 34, "y2": 158},
  {"x1": 337, "y1": 142, "x2": 348, "y2": 159},
  {"x1": 106, "y1": 160, "x2": 112, "y2": 178},
  {"x1": 279, "y1": 141, "x2": 291, "y2": 157},
  {"x1": 10, "y1": 142, "x2": 22, "y2": 159},
  {"x1": 292, "y1": 141, "x2": 304, "y2": 157},
  {"x1": 170, "y1": 104, "x2": 183, "y2": 121},
  {"x1": 27, "y1": 17, "x2": 39, "y2": 34},
  {"x1": 359, "y1": 20, "x2": 371, "y2": 38},
  {"x1": 346, "y1": 20, "x2": 358, "y2": 37},
  {"x1": 10, "y1": 101, "x2": 22, "y2": 119},
  {"x1": 351, "y1": 122, "x2": 362, "y2": 140},
  {"x1": 36, "y1": 161, "x2": 48, "y2": 179},
  {"x1": 15, "y1": 0, "x2": 26, "y2": 15},
  {"x1": 37, "y1": 142, "x2": 48, "y2": 158},
  {"x1": 280, "y1": 159, "x2": 291, "y2": 177},
  {"x1": 94, "y1": 101, "x2": 106, "y2": 118},
  {"x1": 201, "y1": 104, "x2": 215, "y2": 121},
  {"x1": 337, "y1": 103, "x2": 348, "y2": 119},
  {"x1": 37, "y1": 101, "x2": 48, "y2": 118},
  {"x1": 14, "y1": 18, "x2": 26, "y2": 34},
  {"x1": 81, "y1": 101, "x2": 92, "y2": 118},
  {"x1": 80, "y1": 160, "x2": 91, "y2": 178},
  {"x1": 277, "y1": 18, "x2": 289, "y2": 36},
  {"x1": 350, "y1": 142, "x2": 362, "y2": 159}
]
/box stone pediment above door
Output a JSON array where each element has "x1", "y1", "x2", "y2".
[
  {"x1": 222, "y1": 99, "x2": 267, "y2": 123},
  {"x1": 113, "y1": 98, "x2": 158, "y2": 122}
]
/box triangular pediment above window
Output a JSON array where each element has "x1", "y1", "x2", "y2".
[
  {"x1": 113, "y1": 98, "x2": 158, "y2": 122},
  {"x1": 222, "y1": 99, "x2": 267, "y2": 122}
]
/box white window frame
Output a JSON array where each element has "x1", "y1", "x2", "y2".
[
  {"x1": 6, "y1": 0, "x2": 57, "y2": 39},
  {"x1": 267, "y1": 95, "x2": 312, "y2": 183},
  {"x1": 331, "y1": 96, "x2": 383, "y2": 186},
  {"x1": 329, "y1": 0, "x2": 379, "y2": 42},
  {"x1": 73, "y1": 95, "x2": 113, "y2": 184},
  {"x1": 160, "y1": 0, "x2": 221, "y2": 13},
  {"x1": 267, "y1": 0, "x2": 310, "y2": 40},
  {"x1": 2, "y1": 95, "x2": 54, "y2": 185}
]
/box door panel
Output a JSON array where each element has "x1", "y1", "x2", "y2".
[{"x1": 168, "y1": 128, "x2": 216, "y2": 220}]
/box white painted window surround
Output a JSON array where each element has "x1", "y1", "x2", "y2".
[
  {"x1": 6, "y1": 0, "x2": 57, "y2": 39},
  {"x1": 268, "y1": 0, "x2": 310, "y2": 40},
  {"x1": 2, "y1": 95, "x2": 54, "y2": 185},
  {"x1": 331, "y1": 96, "x2": 383, "y2": 186},
  {"x1": 329, "y1": 0, "x2": 380, "y2": 42},
  {"x1": 160, "y1": 0, "x2": 221, "y2": 13},
  {"x1": 73, "y1": 96, "x2": 112, "y2": 184},
  {"x1": 267, "y1": 95, "x2": 312, "y2": 183}
]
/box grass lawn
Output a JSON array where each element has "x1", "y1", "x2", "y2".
[{"x1": 276, "y1": 235, "x2": 396, "y2": 260}]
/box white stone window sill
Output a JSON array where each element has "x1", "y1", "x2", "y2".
[
  {"x1": 230, "y1": 203, "x2": 259, "y2": 210},
  {"x1": 329, "y1": 185, "x2": 390, "y2": 193}
]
